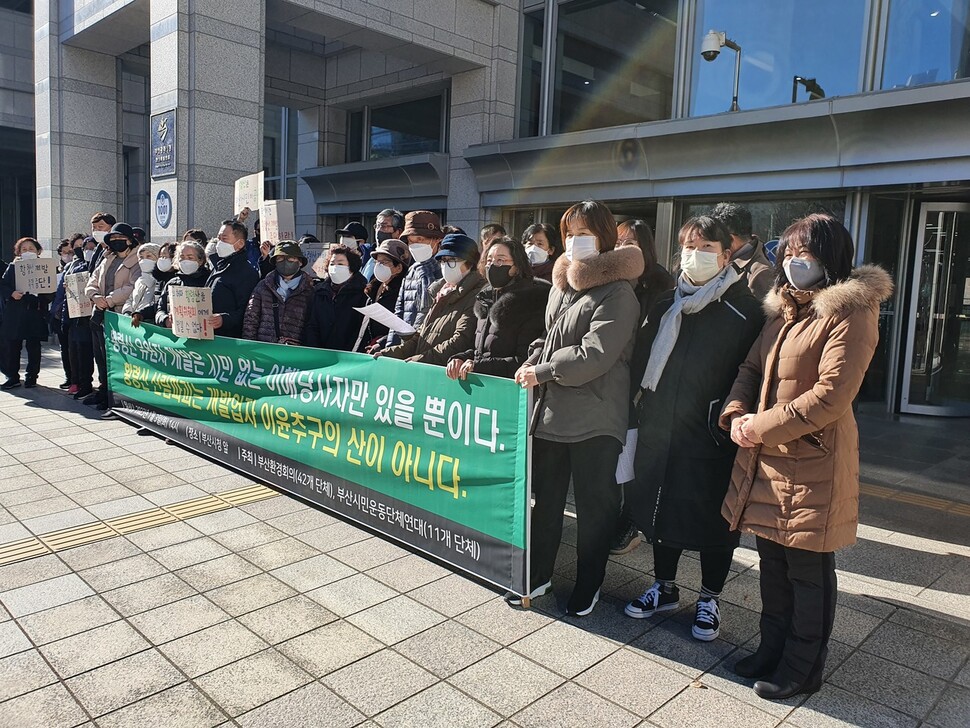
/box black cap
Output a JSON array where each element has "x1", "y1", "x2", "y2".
[
  {"x1": 435, "y1": 233, "x2": 479, "y2": 262},
  {"x1": 131, "y1": 227, "x2": 147, "y2": 242},
  {"x1": 106, "y1": 223, "x2": 137, "y2": 248},
  {"x1": 336, "y1": 222, "x2": 368, "y2": 242}
]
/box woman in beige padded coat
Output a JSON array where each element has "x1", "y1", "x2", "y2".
[{"x1": 718, "y1": 214, "x2": 892, "y2": 701}]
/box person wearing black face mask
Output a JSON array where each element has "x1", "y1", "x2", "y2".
[
  {"x1": 242, "y1": 241, "x2": 314, "y2": 344},
  {"x1": 82, "y1": 223, "x2": 140, "y2": 410},
  {"x1": 446, "y1": 236, "x2": 549, "y2": 380}
]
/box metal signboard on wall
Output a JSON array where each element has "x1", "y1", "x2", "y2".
[{"x1": 150, "y1": 110, "x2": 176, "y2": 178}]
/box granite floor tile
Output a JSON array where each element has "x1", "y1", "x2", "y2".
[
  {"x1": 649, "y1": 683, "x2": 776, "y2": 728},
  {"x1": 123, "y1": 521, "x2": 204, "y2": 552},
  {"x1": 305, "y1": 573, "x2": 399, "y2": 618},
  {"x1": 101, "y1": 573, "x2": 197, "y2": 617},
  {"x1": 0, "y1": 620, "x2": 31, "y2": 658},
  {"x1": 323, "y1": 648, "x2": 437, "y2": 716},
  {"x1": 346, "y1": 594, "x2": 446, "y2": 645},
  {"x1": 395, "y1": 620, "x2": 501, "y2": 679},
  {"x1": 175, "y1": 553, "x2": 262, "y2": 592},
  {"x1": 184, "y1": 507, "x2": 258, "y2": 535},
  {"x1": 0, "y1": 649, "x2": 58, "y2": 701},
  {"x1": 0, "y1": 682, "x2": 89, "y2": 728},
  {"x1": 513, "y1": 682, "x2": 639, "y2": 728},
  {"x1": 0, "y1": 554, "x2": 70, "y2": 591},
  {"x1": 888, "y1": 606, "x2": 970, "y2": 644},
  {"x1": 70, "y1": 485, "x2": 137, "y2": 507},
  {"x1": 510, "y1": 620, "x2": 618, "y2": 679},
  {"x1": 86, "y1": 495, "x2": 156, "y2": 520},
  {"x1": 859, "y1": 621, "x2": 968, "y2": 679},
  {"x1": 8, "y1": 495, "x2": 78, "y2": 520},
  {"x1": 125, "y1": 473, "x2": 191, "y2": 494},
  {"x1": 407, "y1": 573, "x2": 498, "y2": 617},
  {"x1": 277, "y1": 621, "x2": 384, "y2": 677},
  {"x1": 235, "y1": 682, "x2": 364, "y2": 728},
  {"x1": 95, "y1": 682, "x2": 227, "y2": 728},
  {"x1": 17, "y1": 595, "x2": 119, "y2": 645},
  {"x1": 0, "y1": 484, "x2": 58, "y2": 509},
  {"x1": 925, "y1": 684, "x2": 970, "y2": 728},
  {"x1": 65, "y1": 649, "x2": 183, "y2": 717},
  {"x1": 449, "y1": 648, "x2": 564, "y2": 716},
  {"x1": 269, "y1": 553, "x2": 355, "y2": 591},
  {"x1": 329, "y1": 537, "x2": 410, "y2": 571},
  {"x1": 56, "y1": 537, "x2": 142, "y2": 572},
  {"x1": 128, "y1": 595, "x2": 232, "y2": 644},
  {"x1": 628, "y1": 618, "x2": 737, "y2": 678},
  {"x1": 238, "y1": 536, "x2": 321, "y2": 571},
  {"x1": 211, "y1": 522, "x2": 288, "y2": 552},
  {"x1": 787, "y1": 684, "x2": 919, "y2": 728},
  {"x1": 574, "y1": 647, "x2": 688, "y2": 717},
  {"x1": 150, "y1": 536, "x2": 231, "y2": 571},
  {"x1": 194, "y1": 648, "x2": 313, "y2": 717},
  {"x1": 265, "y1": 507, "x2": 338, "y2": 535},
  {"x1": 142, "y1": 484, "x2": 208, "y2": 505},
  {"x1": 1, "y1": 573, "x2": 94, "y2": 617},
  {"x1": 22, "y1": 508, "x2": 99, "y2": 535},
  {"x1": 78, "y1": 554, "x2": 166, "y2": 593},
  {"x1": 830, "y1": 605, "x2": 886, "y2": 648},
  {"x1": 0, "y1": 521, "x2": 31, "y2": 543},
  {"x1": 295, "y1": 521, "x2": 373, "y2": 552},
  {"x1": 828, "y1": 651, "x2": 945, "y2": 718},
  {"x1": 159, "y1": 621, "x2": 269, "y2": 677},
  {"x1": 40, "y1": 620, "x2": 150, "y2": 679},
  {"x1": 205, "y1": 573, "x2": 297, "y2": 617},
  {"x1": 54, "y1": 473, "x2": 121, "y2": 495},
  {"x1": 237, "y1": 594, "x2": 337, "y2": 644},
  {"x1": 366, "y1": 553, "x2": 452, "y2": 592},
  {"x1": 374, "y1": 682, "x2": 501, "y2": 728},
  {"x1": 455, "y1": 598, "x2": 555, "y2": 646}
]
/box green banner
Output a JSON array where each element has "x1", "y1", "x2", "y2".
[{"x1": 104, "y1": 312, "x2": 531, "y2": 592}]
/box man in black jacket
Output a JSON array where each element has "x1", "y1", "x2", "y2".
[{"x1": 206, "y1": 220, "x2": 259, "y2": 338}]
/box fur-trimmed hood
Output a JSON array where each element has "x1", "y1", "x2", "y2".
[
  {"x1": 763, "y1": 264, "x2": 893, "y2": 320},
  {"x1": 553, "y1": 245, "x2": 645, "y2": 293},
  {"x1": 474, "y1": 277, "x2": 550, "y2": 327}
]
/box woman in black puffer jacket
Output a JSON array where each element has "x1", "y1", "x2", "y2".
[{"x1": 447, "y1": 236, "x2": 549, "y2": 380}]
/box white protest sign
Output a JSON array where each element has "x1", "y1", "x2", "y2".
[
  {"x1": 15, "y1": 258, "x2": 57, "y2": 294},
  {"x1": 65, "y1": 272, "x2": 93, "y2": 318},
  {"x1": 234, "y1": 171, "x2": 264, "y2": 215},
  {"x1": 259, "y1": 199, "x2": 295, "y2": 245},
  {"x1": 301, "y1": 242, "x2": 330, "y2": 279},
  {"x1": 170, "y1": 285, "x2": 214, "y2": 340}
]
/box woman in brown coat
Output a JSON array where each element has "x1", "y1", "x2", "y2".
[{"x1": 718, "y1": 214, "x2": 893, "y2": 701}]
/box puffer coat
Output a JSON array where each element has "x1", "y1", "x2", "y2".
[
  {"x1": 529, "y1": 246, "x2": 643, "y2": 445},
  {"x1": 304, "y1": 273, "x2": 368, "y2": 351},
  {"x1": 207, "y1": 249, "x2": 260, "y2": 338},
  {"x1": 627, "y1": 278, "x2": 764, "y2": 551},
  {"x1": 387, "y1": 258, "x2": 441, "y2": 347},
  {"x1": 719, "y1": 265, "x2": 893, "y2": 552},
  {"x1": 382, "y1": 270, "x2": 486, "y2": 365},
  {"x1": 453, "y1": 276, "x2": 549, "y2": 378},
  {"x1": 242, "y1": 271, "x2": 314, "y2": 343}
]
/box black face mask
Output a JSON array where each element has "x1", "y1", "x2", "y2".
[
  {"x1": 74, "y1": 247, "x2": 85, "y2": 259},
  {"x1": 276, "y1": 260, "x2": 302, "y2": 278},
  {"x1": 486, "y1": 263, "x2": 513, "y2": 289},
  {"x1": 107, "y1": 238, "x2": 130, "y2": 253},
  {"x1": 375, "y1": 230, "x2": 394, "y2": 244}
]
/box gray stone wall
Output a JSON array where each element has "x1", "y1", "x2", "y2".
[{"x1": 0, "y1": 7, "x2": 34, "y2": 131}]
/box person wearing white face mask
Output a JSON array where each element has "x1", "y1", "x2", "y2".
[
  {"x1": 379, "y1": 233, "x2": 485, "y2": 364},
  {"x1": 303, "y1": 244, "x2": 368, "y2": 351},
  {"x1": 1, "y1": 237, "x2": 54, "y2": 390},
  {"x1": 205, "y1": 220, "x2": 259, "y2": 338},
  {"x1": 122, "y1": 243, "x2": 161, "y2": 320},
  {"x1": 154, "y1": 241, "x2": 211, "y2": 329},
  {"x1": 624, "y1": 215, "x2": 764, "y2": 644},
  {"x1": 88, "y1": 211, "x2": 116, "y2": 273},
  {"x1": 355, "y1": 239, "x2": 409, "y2": 352},
  {"x1": 521, "y1": 222, "x2": 562, "y2": 282},
  {"x1": 720, "y1": 215, "x2": 892, "y2": 701}
]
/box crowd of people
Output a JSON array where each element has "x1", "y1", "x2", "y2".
[{"x1": 0, "y1": 199, "x2": 891, "y2": 702}]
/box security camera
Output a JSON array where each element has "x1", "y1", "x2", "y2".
[{"x1": 701, "y1": 30, "x2": 723, "y2": 62}]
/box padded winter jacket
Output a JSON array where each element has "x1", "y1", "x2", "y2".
[
  {"x1": 387, "y1": 257, "x2": 441, "y2": 347},
  {"x1": 242, "y1": 271, "x2": 314, "y2": 344}
]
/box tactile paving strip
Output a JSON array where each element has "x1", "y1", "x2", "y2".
[{"x1": 0, "y1": 483, "x2": 279, "y2": 566}]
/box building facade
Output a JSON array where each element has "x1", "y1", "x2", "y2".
[{"x1": 31, "y1": 0, "x2": 970, "y2": 417}]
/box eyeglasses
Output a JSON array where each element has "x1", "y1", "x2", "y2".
[{"x1": 617, "y1": 238, "x2": 637, "y2": 246}]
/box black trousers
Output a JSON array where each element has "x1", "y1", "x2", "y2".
[
  {"x1": 3, "y1": 338, "x2": 41, "y2": 381},
  {"x1": 91, "y1": 318, "x2": 107, "y2": 395},
  {"x1": 756, "y1": 536, "x2": 837, "y2": 683},
  {"x1": 653, "y1": 542, "x2": 734, "y2": 594},
  {"x1": 68, "y1": 329, "x2": 95, "y2": 390},
  {"x1": 56, "y1": 329, "x2": 72, "y2": 381},
  {"x1": 531, "y1": 435, "x2": 622, "y2": 606}
]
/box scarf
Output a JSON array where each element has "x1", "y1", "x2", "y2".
[
  {"x1": 640, "y1": 265, "x2": 740, "y2": 391},
  {"x1": 276, "y1": 274, "x2": 302, "y2": 302}
]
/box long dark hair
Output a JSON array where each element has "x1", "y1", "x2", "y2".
[
  {"x1": 479, "y1": 236, "x2": 534, "y2": 282},
  {"x1": 560, "y1": 201, "x2": 618, "y2": 252},
  {"x1": 774, "y1": 214, "x2": 854, "y2": 287},
  {"x1": 522, "y1": 222, "x2": 563, "y2": 258},
  {"x1": 618, "y1": 219, "x2": 658, "y2": 271}
]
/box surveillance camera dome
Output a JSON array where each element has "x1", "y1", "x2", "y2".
[
  {"x1": 701, "y1": 30, "x2": 722, "y2": 62},
  {"x1": 701, "y1": 49, "x2": 719, "y2": 62}
]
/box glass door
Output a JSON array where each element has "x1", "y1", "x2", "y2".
[{"x1": 901, "y1": 203, "x2": 970, "y2": 415}]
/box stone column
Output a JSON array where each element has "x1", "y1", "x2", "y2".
[
  {"x1": 34, "y1": 2, "x2": 122, "y2": 251},
  {"x1": 149, "y1": 1, "x2": 265, "y2": 243},
  {"x1": 295, "y1": 106, "x2": 325, "y2": 240}
]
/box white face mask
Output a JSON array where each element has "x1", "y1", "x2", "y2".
[
  {"x1": 215, "y1": 241, "x2": 236, "y2": 259},
  {"x1": 374, "y1": 262, "x2": 394, "y2": 283},
  {"x1": 178, "y1": 259, "x2": 199, "y2": 275},
  {"x1": 784, "y1": 256, "x2": 826, "y2": 290},
  {"x1": 83, "y1": 249, "x2": 95, "y2": 262},
  {"x1": 409, "y1": 243, "x2": 433, "y2": 263},
  {"x1": 139, "y1": 258, "x2": 156, "y2": 273},
  {"x1": 441, "y1": 260, "x2": 464, "y2": 285},
  {"x1": 680, "y1": 248, "x2": 723, "y2": 284},
  {"x1": 156, "y1": 257, "x2": 173, "y2": 272},
  {"x1": 329, "y1": 264, "x2": 352, "y2": 285},
  {"x1": 60, "y1": 253, "x2": 73, "y2": 264},
  {"x1": 20, "y1": 251, "x2": 38, "y2": 260},
  {"x1": 565, "y1": 235, "x2": 597, "y2": 262},
  {"x1": 92, "y1": 230, "x2": 107, "y2": 244},
  {"x1": 339, "y1": 236, "x2": 359, "y2": 251},
  {"x1": 525, "y1": 245, "x2": 549, "y2": 265}
]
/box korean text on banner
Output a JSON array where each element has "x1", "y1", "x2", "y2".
[
  {"x1": 170, "y1": 285, "x2": 214, "y2": 340},
  {"x1": 15, "y1": 258, "x2": 57, "y2": 294},
  {"x1": 103, "y1": 312, "x2": 531, "y2": 594},
  {"x1": 259, "y1": 200, "x2": 295, "y2": 245},
  {"x1": 234, "y1": 171, "x2": 264, "y2": 214},
  {"x1": 65, "y1": 272, "x2": 93, "y2": 318}
]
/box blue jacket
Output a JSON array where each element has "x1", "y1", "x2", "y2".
[
  {"x1": 207, "y1": 249, "x2": 259, "y2": 338},
  {"x1": 387, "y1": 258, "x2": 441, "y2": 346}
]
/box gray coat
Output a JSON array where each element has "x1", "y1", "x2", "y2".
[
  {"x1": 731, "y1": 240, "x2": 774, "y2": 301},
  {"x1": 529, "y1": 245, "x2": 643, "y2": 445}
]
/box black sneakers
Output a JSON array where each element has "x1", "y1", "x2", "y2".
[
  {"x1": 0, "y1": 378, "x2": 21, "y2": 390},
  {"x1": 625, "y1": 581, "x2": 680, "y2": 618},
  {"x1": 609, "y1": 520, "x2": 641, "y2": 555},
  {"x1": 692, "y1": 597, "x2": 720, "y2": 641}
]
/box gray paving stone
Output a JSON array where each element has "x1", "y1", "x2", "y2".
[
  {"x1": 925, "y1": 684, "x2": 970, "y2": 728},
  {"x1": 126, "y1": 473, "x2": 191, "y2": 494},
  {"x1": 574, "y1": 646, "x2": 688, "y2": 717},
  {"x1": 375, "y1": 682, "x2": 501, "y2": 728},
  {"x1": 788, "y1": 684, "x2": 918, "y2": 728},
  {"x1": 128, "y1": 595, "x2": 232, "y2": 644},
  {"x1": 194, "y1": 648, "x2": 313, "y2": 717},
  {"x1": 159, "y1": 620, "x2": 269, "y2": 677},
  {"x1": 1, "y1": 573, "x2": 94, "y2": 617},
  {"x1": 323, "y1": 648, "x2": 437, "y2": 716},
  {"x1": 828, "y1": 651, "x2": 945, "y2": 718},
  {"x1": 8, "y1": 495, "x2": 78, "y2": 520},
  {"x1": 888, "y1": 606, "x2": 970, "y2": 644},
  {"x1": 18, "y1": 595, "x2": 119, "y2": 645},
  {"x1": 696, "y1": 648, "x2": 805, "y2": 719},
  {"x1": 86, "y1": 495, "x2": 156, "y2": 520},
  {"x1": 265, "y1": 507, "x2": 338, "y2": 535},
  {"x1": 269, "y1": 553, "x2": 355, "y2": 591},
  {"x1": 305, "y1": 573, "x2": 399, "y2": 618},
  {"x1": 151, "y1": 536, "x2": 231, "y2": 571},
  {"x1": 830, "y1": 604, "x2": 885, "y2": 647},
  {"x1": 455, "y1": 598, "x2": 555, "y2": 646},
  {"x1": 184, "y1": 507, "x2": 258, "y2": 535},
  {"x1": 0, "y1": 619, "x2": 32, "y2": 658},
  {"x1": 0, "y1": 649, "x2": 58, "y2": 701},
  {"x1": 295, "y1": 521, "x2": 373, "y2": 552},
  {"x1": 175, "y1": 553, "x2": 262, "y2": 592},
  {"x1": 205, "y1": 573, "x2": 297, "y2": 617},
  {"x1": 277, "y1": 621, "x2": 383, "y2": 677},
  {"x1": 57, "y1": 537, "x2": 142, "y2": 571},
  {"x1": 859, "y1": 621, "x2": 968, "y2": 679},
  {"x1": 236, "y1": 682, "x2": 364, "y2": 728},
  {"x1": 511, "y1": 620, "x2": 618, "y2": 679},
  {"x1": 0, "y1": 521, "x2": 31, "y2": 543},
  {"x1": 513, "y1": 682, "x2": 639, "y2": 728},
  {"x1": 40, "y1": 620, "x2": 150, "y2": 678},
  {"x1": 346, "y1": 594, "x2": 446, "y2": 645},
  {"x1": 649, "y1": 682, "x2": 776, "y2": 728},
  {"x1": 54, "y1": 473, "x2": 121, "y2": 495},
  {"x1": 366, "y1": 553, "x2": 452, "y2": 592},
  {"x1": 22, "y1": 508, "x2": 99, "y2": 535},
  {"x1": 395, "y1": 620, "x2": 501, "y2": 679},
  {"x1": 124, "y1": 521, "x2": 205, "y2": 551},
  {"x1": 449, "y1": 647, "x2": 563, "y2": 716},
  {"x1": 79, "y1": 554, "x2": 167, "y2": 592},
  {"x1": 65, "y1": 649, "x2": 183, "y2": 717},
  {"x1": 96, "y1": 682, "x2": 227, "y2": 728},
  {"x1": 629, "y1": 618, "x2": 736, "y2": 678},
  {"x1": 211, "y1": 522, "x2": 288, "y2": 551},
  {"x1": 407, "y1": 573, "x2": 498, "y2": 617},
  {"x1": 70, "y1": 484, "x2": 137, "y2": 507},
  {"x1": 237, "y1": 594, "x2": 337, "y2": 644},
  {"x1": 0, "y1": 554, "x2": 70, "y2": 591},
  {"x1": 955, "y1": 660, "x2": 970, "y2": 688},
  {"x1": 143, "y1": 484, "x2": 208, "y2": 505},
  {"x1": 0, "y1": 682, "x2": 88, "y2": 728},
  {"x1": 101, "y1": 573, "x2": 198, "y2": 617},
  {"x1": 329, "y1": 537, "x2": 410, "y2": 571}
]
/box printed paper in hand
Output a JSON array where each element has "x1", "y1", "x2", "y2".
[
  {"x1": 15, "y1": 258, "x2": 57, "y2": 294},
  {"x1": 234, "y1": 171, "x2": 264, "y2": 214},
  {"x1": 65, "y1": 272, "x2": 93, "y2": 318},
  {"x1": 301, "y1": 243, "x2": 330, "y2": 279},
  {"x1": 170, "y1": 285, "x2": 214, "y2": 340},
  {"x1": 259, "y1": 200, "x2": 295, "y2": 245},
  {"x1": 353, "y1": 303, "x2": 416, "y2": 336}
]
